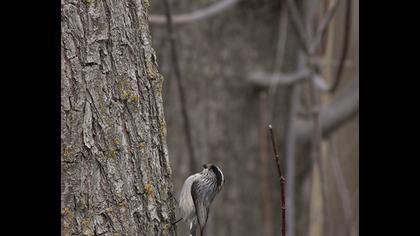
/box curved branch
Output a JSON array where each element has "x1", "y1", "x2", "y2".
[
  {"x1": 149, "y1": 0, "x2": 240, "y2": 25},
  {"x1": 296, "y1": 78, "x2": 359, "y2": 141}
]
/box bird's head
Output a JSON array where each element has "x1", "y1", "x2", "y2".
[{"x1": 202, "y1": 163, "x2": 225, "y2": 191}]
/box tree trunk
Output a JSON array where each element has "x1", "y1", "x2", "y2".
[{"x1": 61, "y1": 0, "x2": 176, "y2": 235}]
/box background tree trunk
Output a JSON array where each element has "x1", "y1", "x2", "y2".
[{"x1": 61, "y1": 0, "x2": 177, "y2": 235}]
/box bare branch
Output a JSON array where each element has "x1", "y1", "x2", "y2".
[
  {"x1": 283, "y1": 0, "x2": 352, "y2": 94},
  {"x1": 307, "y1": 67, "x2": 333, "y2": 236},
  {"x1": 162, "y1": 0, "x2": 196, "y2": 169},
  {"x1": 285, "y1": 85, "x2": 300, "y2": 236},
  {"x1": 310, "y1": 0, "x2": 340, "y2": 53},
  {"x1": 296, "y1": 78, "x2": 359, "y2": 141},
  {"x1": 273, "y1": 4, "x2": 289, "y2": 72},
  {"x1": 329, "y1": 140, "x2": 354, "y2": 235},
  {"x1": 329, "y1": 0, "x2": 352, "y2": 93},
  {"x1": 248, "y1": 69, "x2": 310, "y2": 87},
  {"x1": 150, "y1": 0, "x2": 239, "y2": 25},
  {"x1": 248, "y1": 68, "x2": 331, "y2": 93},
  {"x1": 285, "y1": 0, "x2": 311, "y2": 55}
]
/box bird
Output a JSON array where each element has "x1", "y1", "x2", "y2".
[{"x1": 178, "y1": 163, "x2": 225, "y2": 236}]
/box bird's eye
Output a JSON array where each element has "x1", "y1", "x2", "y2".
[{"x1": 202, "y1": 164, "x2": 207, "y2": 169}]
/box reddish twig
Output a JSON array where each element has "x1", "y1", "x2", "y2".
[
  {"x1": 162, "y1": 0, "x2": 196, "y2": 170},
  {"x1": 268, "y1": 124, "x2": 286, "y2": 236}
]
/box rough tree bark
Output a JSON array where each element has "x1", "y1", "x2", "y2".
[{"x1": 61, "y1": 0, "x2": 177, "y2": 235}]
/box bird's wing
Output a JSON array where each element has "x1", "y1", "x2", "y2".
[{"x1": 191, "y1": 180, "x2": 211, "y2": 228}]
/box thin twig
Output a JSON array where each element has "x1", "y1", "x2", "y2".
[
  {"x1": 268, "y1": 124, "x2": 286, "y2": 236},
  {"x1": 329, "y1": 0, "x2": 352, "y2": 93},
  {"x1": 162, "y1": 0, "x2": 196, "y2": 170},
  {"x1": 171, "y1": 217, "x2": 183, "y2": 225},
  {"x1": 150, "y1": 0, "x2": 239, "y2": 25}
]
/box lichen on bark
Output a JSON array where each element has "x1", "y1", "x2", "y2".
[{"x1": 61, "y1": 0, "x2": 177, "y2": 235}]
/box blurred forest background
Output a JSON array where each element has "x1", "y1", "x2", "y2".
[{"x1": 149, "y1": 0, "x2": 358, "y2": 236}]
